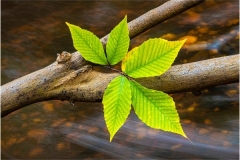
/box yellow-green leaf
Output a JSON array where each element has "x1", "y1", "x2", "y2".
[
  {"x1": 121, "y1": 47, "x2": 138, "y2": 71},
  {"x1": 122, "y1": 38, "x2": 186, "y2": 78},
  {"x1": 66, "y1": 22, "x2": 108, "y2": 65},
  {"x1": 106, "y1": 15, "x2": 130, "y2": 65},
  {"x1": 130, "y1": 81, "x2": 187, "y2": 138},
  {"x1": 102, "y1": 75, "x2": 132, "y2": 141}
]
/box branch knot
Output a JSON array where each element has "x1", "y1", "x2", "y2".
[{"x1": 56, "y1": 51, "x2": 72, "y2": 64}]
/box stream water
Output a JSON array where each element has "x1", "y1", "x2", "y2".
[{"x1": 1, "y1": 1, "x2": 239, "y2": 159}]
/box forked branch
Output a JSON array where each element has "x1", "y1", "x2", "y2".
[{"x1": 3, "y1": 0, "x2": 238, "y2": 118}]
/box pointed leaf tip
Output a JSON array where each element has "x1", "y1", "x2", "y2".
[
  {"x1": 130, "y1": 81, "x2": 187, "y2": 138},
  {"x1": 66, "y1": 22, "x2": 108, "y2": 65},
  {"x1": 106, "y1": 16, "x2": 130, "y2": 65},
  {"x1": 122, "y1": 38, "x2": 186, "y2": 78},
  {"x1": 102, "y1": 76, "x2": 132, "y2": 141}
]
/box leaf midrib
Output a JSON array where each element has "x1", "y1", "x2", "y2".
[
  {"x1": 133, "y1": 82, "x2": 180, "y2": 131},
  {"x1": 108, "y1": 22, "x2": 126, "y2": 63},
  {"x1": 127, "y1": 42, "x2": 180, "y2": 76},
  {"x1": 111, "y1": 76, "x2": 127, "y2": 132},
  {"x1": 73, "y1": 27, "x2": 106, "y2": 63}
]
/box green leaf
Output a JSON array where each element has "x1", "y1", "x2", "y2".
[
  {"x1": 106, "y1": 15, "x2": 130, "y2": 65},
  {"x1": 102, "y1": 75, "x2": 132, "y2": 141},
  {"x1": 130, "y1": 81, "x2": 187, "y2": 138},
  {"x1": 122, "y1": 38, "x2": 186, "y2": 78},
  {"x1": 66, "y1": 22, "x2": 108, "y2": 65},
  {"x1": 121, "y1": 47, "x2": 138, "y2": 71}
]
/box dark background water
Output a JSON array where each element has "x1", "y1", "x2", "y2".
[{"x1": 1, "y1": 0, "x2": 239, "y2": 159}]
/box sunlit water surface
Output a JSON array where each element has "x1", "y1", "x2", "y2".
[{"x1": 1, "y1": 1, "x2": 239, "y2": 159}]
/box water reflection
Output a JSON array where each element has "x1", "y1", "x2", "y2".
[
  {"x1": 1, "y1": 0, "x2": 239, "y2": 159},
  {"x1": 2, "y1": 84, "x2": 239, "y2": 159}
]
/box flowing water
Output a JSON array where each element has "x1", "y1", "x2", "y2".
[{"x1": 1, "y1": 1, "x2": 239, "y2": 159}]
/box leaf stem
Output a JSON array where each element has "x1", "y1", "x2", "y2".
[{"x1": 103, "y1": 65, "x2": 134, "y2": 81}]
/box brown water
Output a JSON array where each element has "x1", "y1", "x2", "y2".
[{"x1": 1, "y1": 1, "x2": 239, "y2": 159}]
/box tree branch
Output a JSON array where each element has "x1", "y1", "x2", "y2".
[
  {"x1": 101, "y1": 0, "x2": 205, "y2": 44},
  {"x1": 1, "y1": 51, "x2": 238, "y2": 117},
  {"x1": 4, "y1": 0, "x2": 231, "y2": 118}
]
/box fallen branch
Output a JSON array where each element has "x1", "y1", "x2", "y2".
[
  {"x1": 1, "y1": 51, "x2": 238, "y2": 117},
  {"x1": 101, "y1": 0, "x2": 205, "y2": 44},
  {"x1": 7, "y1": 0, "x2": 236, "y2": 118}
]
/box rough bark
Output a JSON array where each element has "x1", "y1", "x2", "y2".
[
  {"x1": 4, "y1": 0, "x2": 238, "y2": 118},
  {"x1": 1, "y1": 51, "x2": 238, "y2": 117}
]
